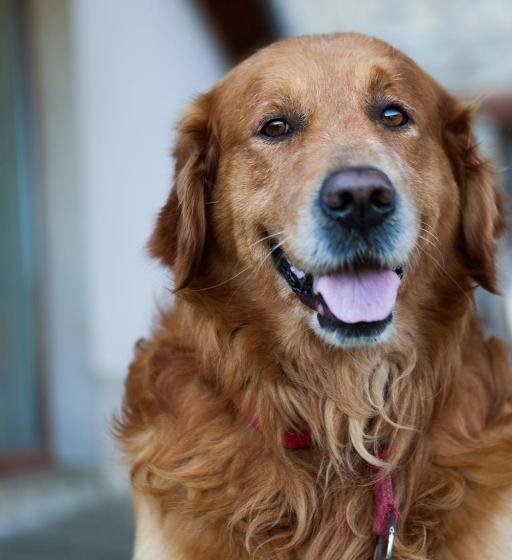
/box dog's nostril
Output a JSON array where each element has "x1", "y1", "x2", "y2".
[
  {"x1": 338, "y1": 192, "x2": 354, "y2": 212},
  {"x1": 370, "y1": 187, "x2": 393, "y2": 210},
  {"x1": 324, "y1": 190, "x2": 354, "y2": 212}
]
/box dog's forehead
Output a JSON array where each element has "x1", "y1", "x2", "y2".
[{"x1": 215, "y1": 34, "x2": 430, "y2": 128}]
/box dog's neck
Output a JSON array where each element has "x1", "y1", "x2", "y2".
[
  {"x1": 165, "y1": 290, "x2": 510, "y2": 558},
  {"x1": 182, "y1": 286, "x2": 481, "y2": 464}
]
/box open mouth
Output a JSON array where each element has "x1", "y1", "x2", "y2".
[{"x1": 271, "y1": 242, "x2": 403, "y2": 340}]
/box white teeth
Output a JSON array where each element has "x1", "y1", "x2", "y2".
[{"x1": 290, "y1": 264, "x2": 306, "y2": 279}]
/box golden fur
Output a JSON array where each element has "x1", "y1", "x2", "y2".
[{"x1": 118, "y1": 34, "x2": 512, "y2": 559}]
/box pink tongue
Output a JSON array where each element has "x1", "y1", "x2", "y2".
[{"x1": 314, "y1": 270, "x2": 400, "y2": 324}]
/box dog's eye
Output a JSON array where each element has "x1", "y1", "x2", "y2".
[
  {"x1": 260, "y1": 119, "x2": 291, "y2": 138},
  {"x1": 381, "y1": 106, "x2": 409, "y2": 128}
]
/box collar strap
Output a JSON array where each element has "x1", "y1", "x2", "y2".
[
  {"x1": 232, "y1": 393, "x2": 314, "y2": 449},
  {"x1": 372, "y1": 449, "x2": 400, "y2": 537},
  {"x1": 243, "y1": 410, "x2": 314, "y2": 449},
  {"x1": 232, "y1": 398, "x2": 400, "y2": 556}
]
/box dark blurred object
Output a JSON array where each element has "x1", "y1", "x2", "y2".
[
  {"x1": 192, "y1": 0, "x2": 282, "y2": 62},
  {"x1": 481, "y1": 96, "x2": 512, "y2": 221},
  {"x1": 482, "y1": 94, "x2": 512, "y2": 131}
]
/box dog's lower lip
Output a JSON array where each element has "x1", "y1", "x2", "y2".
[
  {"x1": 270, "y1": 240, "x2": 402, "y2": 334},
  {"x1": 317, "y1": 306, "x2": 393, "y2": 338}
]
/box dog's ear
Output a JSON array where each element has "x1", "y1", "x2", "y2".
[
  {"x1": 442, "y1": 97, "x2": 506, "y2": 293},
  {"x1": 149, "y1": 93, "x2": 218, "y2": 290}
]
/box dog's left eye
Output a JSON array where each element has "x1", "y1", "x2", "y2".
[
  {"x1": 260, "y1": 118, "x2": 291, "y2": 138},
  {"x1": 381, "y1": 106, "x2": 409, "y2": 128}
]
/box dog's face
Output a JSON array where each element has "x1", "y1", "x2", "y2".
[{"x1": 152, "y1": 34, "x2": 504, "y2": 349}]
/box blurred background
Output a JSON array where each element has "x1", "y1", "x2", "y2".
[{"x1": 1, "y1": 0, "x2": 511, "y2": 558}]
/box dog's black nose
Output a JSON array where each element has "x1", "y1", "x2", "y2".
[{"x1": 319, "y1": 167, "x2": 396, "y2": 230}]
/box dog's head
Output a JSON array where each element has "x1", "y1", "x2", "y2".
[{"x1": 151, "y1": 34, "x2": 505, "y2": 349}]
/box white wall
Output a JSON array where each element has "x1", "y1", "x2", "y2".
[
  {"x1": 31, "y1": 0, "x2": 225, "y2": 468},
  {"x1": 72, "y1": 0, "x2": 225, "y2": 381}
]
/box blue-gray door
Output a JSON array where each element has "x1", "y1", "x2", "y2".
[{"x1": 0, "y1": 0, "x2": 41, "y2": 463}]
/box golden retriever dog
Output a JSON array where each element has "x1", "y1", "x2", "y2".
[{"x1": 118, "y1": 33, "x2": 512, "y2": 559}]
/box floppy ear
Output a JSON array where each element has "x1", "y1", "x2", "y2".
[
  {"x1": 149, "y1": 93, "x2": 218, "y2": 290},
  {"x1": 443, "y1": 99, "x2": 506, "y2": 293}
]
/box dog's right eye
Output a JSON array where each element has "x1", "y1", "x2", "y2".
[{"x1": 260, "y1": 119, "x2": 291, "y2": 138}]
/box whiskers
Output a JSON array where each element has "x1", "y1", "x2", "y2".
[
  {"x1": 191, "y1": 231, "x2": 288, "y2": 292},
  {"x1": 255, "y1": 235, "x2": 290, "y2": 273},
  {"x1": 190, "y1": 262, "x2": 254, "y2": 292},
  {"x1": 247, "y1": 230, "x2": 284, "y2": 250},
  {"x1": 415, "y1": 222, "x2": 470, "y2": 300}
]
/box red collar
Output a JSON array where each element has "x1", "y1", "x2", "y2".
[
  {"x1": 232, "y1": 394, "x2": 313, "y2": 449},
  {"x1": 233, "y1": 397, "x2": 399, "y2": 555},
  {"x1": 246, "y1": 415, "x2": 314, "y2": 449}
]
